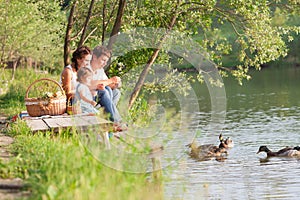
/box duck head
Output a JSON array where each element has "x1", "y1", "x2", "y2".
[
  {"x1": 256, "y1": 146, "x2": 270, "y2": 154},
  {"x1": 294, "y1": 146, "x2": 300, "y2": 151},
  {"x1": 219, "y1": 134, "x2": 234, "y2": 148},
  {"x1": 224, "y1": 137, "x2": 234, "y2": 148}
]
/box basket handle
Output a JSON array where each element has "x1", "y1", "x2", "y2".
[
  {"x1": 25, "y1": 78, "x2": 65, "y2": 98},
  {"x1": 67, "y1": 96, "x2": 73, "y2": 106}
]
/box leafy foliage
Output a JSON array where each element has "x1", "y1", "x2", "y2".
[
  {"x1": 0, "y1": 0, "x2": 65, "y2": 70},
  {"x1": 121, "y1": 0, "x2": 300, "y2": 84},
  {"x1": 1, "y1": 0, "x2": 300, "y2": 83}
]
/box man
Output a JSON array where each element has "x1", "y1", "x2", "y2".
[
  {"x1": 91, "y1": 46, "x2": 121, "y2": 105},
  {"x1": 89, "y1": 45, "x2": 122, "y2": 123}
]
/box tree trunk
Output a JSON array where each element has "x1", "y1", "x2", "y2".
[
  {"x1": 78, "y1": 0, "x2": 95, "y2": 47},
  {"x1": 107, "y1": 0, "x2": 126, "y2": 50},
  {"x1": 102, "y1": 0, "x2": 107, "y2": 44},
  {"x1": 27, "y1": 57, "x2": 33, "y2": 69},
  {"x1": 11, "y1": 60, "x2": 16, "y2": 80},
  {"x1": 11, "y1": 57, "x2": 21, "y2": 81},
  {"x1": 128, "y1": 10, "x2": 179, "y2": 109},
  {"x1": 104, "y1": 0, "x2": 126, "y2": 73},
  {"x1": 64, "y1": 0, "x2": 78, "y2": 66}
]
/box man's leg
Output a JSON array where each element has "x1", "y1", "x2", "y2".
[
  {"x1": 96, "y1": 87, "x2": 121, "y2": 122},
  {"x1": 112, "y1": 88, "x2": 121, "y2": 105}
]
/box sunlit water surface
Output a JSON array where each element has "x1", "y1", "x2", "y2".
[{"x1": 162, "y1": 67, "x2": 300, "y2": 200}]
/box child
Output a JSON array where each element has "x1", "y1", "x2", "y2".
[{"x1": 75, "y1": 67, "x2": 99, "y2": 114}]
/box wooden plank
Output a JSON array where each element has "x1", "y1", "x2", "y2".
[
  {"x1": 74, "y1": 115, "x2": 113, "y2": 131},
  {"x1": 25, "y1": 119, "x2": 50, "y2": 132},
  {"x1": 76, "y1": 115, "x2": 111, "y2": 125},
  {"x1": 43, "y1": 116, "x2": 112, "y2": 131},
  {"x1": 71, "y1": 116, "x2": 96, "y2": 126},
  {"x1": 43, "y1": 118, "x2": 74, "y2": 129},
  {"x1": 23, "y1": 112, "x2": 113, "y2": 132}
]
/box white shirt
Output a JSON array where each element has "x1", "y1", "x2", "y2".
[
  {"x1": 93, "y1": 68, "x2": 108, "y2": 80},
  {"x1": 60, "y1": 64, "x2": 78, "y2": 90},
  {"x1": 75, "y1": 83, "x2": 98, "y2": 114},
  {"x1": 87, "y1": 65, "x2": 108, "y2": 81}
]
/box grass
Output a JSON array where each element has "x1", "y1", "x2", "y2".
[
  {"x1": 0, "y1": 69, "x2": 59, "y2": 116},
  {"x1": 0, "y1": 68, "x2": 164, "y2": 200},
  {"x1": 2, "y1": 121, "x2": 162, "y2": 200}
]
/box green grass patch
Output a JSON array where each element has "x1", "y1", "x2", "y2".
[
  {"x1": 0, "y1": 69, "x2": 60, "y2": 116},
  {"x1": 1, "y1": 121, "x2": 162, "y2": 200}
]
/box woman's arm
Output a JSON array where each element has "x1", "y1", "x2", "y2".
[{"x1": 61, "y1": 68, "x2": 75, "y2": 99}]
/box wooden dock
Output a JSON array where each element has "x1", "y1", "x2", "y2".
[{"x1": 22, "y1": 112, "x2": 112, "y2": 133}]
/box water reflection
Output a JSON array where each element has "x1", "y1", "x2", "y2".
[{"x1": 164, "y1": 67, "x2": 300, "y2": 200}]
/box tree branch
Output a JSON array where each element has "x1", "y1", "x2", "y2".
[
  {"x1": 83, "y1": 27, "x2": 98, "y2": 44},
  {"x1": 128, "y1": 0, "x2": 181, "y2": 109},
  {"x1": 78, "y1": 0, "x2": 95, "y2": 47},
  {"x1": 102, "y1": 0, "x2": 107, "y2": 44},
  {"x1": 102, "y1": 0, "x2": 119, "y2": 43},
  {"x1": 107, "y1": 0, "x2": 126, "y2": 50},
  {"x1": 64, "y1": 0, "x2": 78, "y2": 66}
]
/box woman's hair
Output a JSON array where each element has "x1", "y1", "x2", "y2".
[
  {"x1": 77, "y1": 67, "x2": 93, "y2": 83},
  {"x1": 71, "y1": 46, "x2": 91, "y2": 71},
  {"x1": 92, "y1": 45, "x2": 112, "y2": 58}
]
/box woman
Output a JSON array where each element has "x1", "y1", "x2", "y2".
[{"x1": 61, "y1": 46, "x2": 92, "y2": 100}]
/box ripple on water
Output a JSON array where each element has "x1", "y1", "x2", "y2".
[
  {"x1": 164, "y1": 67, "x2": 300, "y2": 199},
  {"x1": 164, "y1": 106, "x2": 300, "y2": 200}
]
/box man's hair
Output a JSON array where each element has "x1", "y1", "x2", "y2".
[
  {"x1": 92, "y1": 46, "x2": 111, "y2": 58},
  {"x1": 77, "y1": 67, "x2": 93, "y2": 83}
]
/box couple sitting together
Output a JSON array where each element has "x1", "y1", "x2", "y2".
[{"x1": 61, "y1": 45, "x2": 125, "y2": 131}]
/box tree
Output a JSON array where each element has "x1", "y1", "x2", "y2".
[
  {"x1": 107, "y1": 0, "x2": 126, "y2": 50},
  {"x1": 63, "y1": 0, "x2": 299, "y2": 107},
  {"x1": 64, "y1": 0, "x2": 78, "y2": 66},
  {"x1": 3, "y1": 0, "x2": 297, "y2": 105},
  {"x1": 0, "y1": 0, "x2": 65, "y2": 78},
  {"x1": 62, "y1": 0, "x2": 126, "y2": 65},
  {"x1": 127, "y1": 1, "x2": 181, "y2": 109},
  {"x1": 118, "y1": 0, "x2": 300, "y2": 107}
]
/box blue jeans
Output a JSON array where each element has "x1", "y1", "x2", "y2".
[
  {"x1": 96, "y1": 86, "x2": 121, "y2": 122},
  {"x1": 112, "y1": 88, "x2": 121, "y2": 105}
]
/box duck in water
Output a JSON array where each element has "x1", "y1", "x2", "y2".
[
  {"x1": 256, "y1": 145, "x2": 300, "y2": 157},
  {"x1": 187, "y1": 134, "x2": 234, "y2": 161}
]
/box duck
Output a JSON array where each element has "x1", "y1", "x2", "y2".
[
  {"x1": 218, "y1": 134, "x2": 234, "y2": 149},
  {"x1": 187, "y1": 134, "x2": 233, "y2": 160},
  {"x1": 256, "y1": 145, "x2": 300, "y2": 157}
]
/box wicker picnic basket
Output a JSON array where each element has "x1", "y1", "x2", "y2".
[{"x1": 25, "y1": 78, "x2": 67, "y2": 117}]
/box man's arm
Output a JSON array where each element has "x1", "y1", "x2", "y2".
[{"x1": 91, "y1": 76, "x2": 120, "y2": 90}]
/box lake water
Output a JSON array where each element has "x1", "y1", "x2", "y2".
[{"x1": 163, "y1": 66, "x2": 300, "y2": 200}]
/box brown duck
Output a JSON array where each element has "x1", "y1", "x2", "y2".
[{"x1": 187, "y1": 134, "x2": 234, "y2": 160}]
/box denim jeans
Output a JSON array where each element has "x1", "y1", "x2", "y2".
[
  {"x1": 112, "y1": 88, "x2": 121, "y2": 105},
  {"x1": 96, "y1": 86, "x2": 121, "y2": 122}
]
